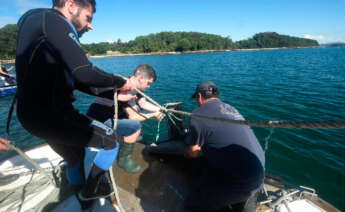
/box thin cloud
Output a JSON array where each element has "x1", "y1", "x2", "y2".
[
  {"x1": 0, "y1": 16, "x2": 17, "y2": 28},
  {"x1": 304, "y1": 34, "x2": 345, "y2": 44},
  {"x1": 304, "y1": 34, "x2": 325, "y2": 42},
  {"x1": 15, "y1": 0, "x2": 50, "y2": 14}
]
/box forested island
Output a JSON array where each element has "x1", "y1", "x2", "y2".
[
  {"x1": 1, "y1": 23, "x2": 319, "y2": 59},
  {"x1": 0, "y1": 25, "x2": 17, "y2": 60}
]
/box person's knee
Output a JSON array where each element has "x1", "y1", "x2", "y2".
[
  {"x1": 127, "y1": 120, "x2": 141, "y2": 135},
  {"x1": 117, "y1": 119, "x2": 141, "y2": 136},
  {"x1": 132, "y1": 120, "x2": 141, "y2": 131},
  {"x1": 124, "y1": 128, "x2": 141, "y2": 143},
  {"x1": 130, "y1": 127, "x2": 141, "y2": 137}
]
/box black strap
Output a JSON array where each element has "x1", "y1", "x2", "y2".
[{"x1": 6, "y1": 93, "x2": 17, "y2": 136}]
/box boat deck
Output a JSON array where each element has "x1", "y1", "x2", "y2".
[
  {"x1": 113, "y1": 143, "x2": 200, "y2": 211},
  {"x1": 1, "y1": 143, "x2": 341, "y2": 212}
]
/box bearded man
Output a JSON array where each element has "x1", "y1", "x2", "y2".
[{"x1": 15, "y1": 0, "x2": 134, "y2": 208}]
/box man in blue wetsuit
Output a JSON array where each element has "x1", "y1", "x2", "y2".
[{"x1": 15, "y1": 0, "x2": 134, "y2": 207}]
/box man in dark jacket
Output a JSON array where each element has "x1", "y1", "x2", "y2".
[
  {"x1": 184, "y1": 81, "x2": 265, "y2": 212},
  {"x1": 15, "y1": 0, "x2": 133, "y2": 206}
]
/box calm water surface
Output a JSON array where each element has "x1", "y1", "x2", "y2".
[{"x1": 1, "y1": 47, "x2": 344, "y2": 210}]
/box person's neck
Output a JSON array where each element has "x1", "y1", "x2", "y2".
[
  {"x1": 200, "y1": 97, "x2": 218, "y2": 106},
  {"x1": 129, "y1": 76, "x2": 139, "y2": 89},
  {"x1": 53, "y1": 7, "x2": 71, "y2": 21}
]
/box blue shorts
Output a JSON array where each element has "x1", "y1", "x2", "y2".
[{"x1": 104, "y1": 119, "x2": 141, "y2": 136}]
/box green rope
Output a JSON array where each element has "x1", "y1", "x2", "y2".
[
  {"x1": 155, "y1": 120, "x2": 162, "y2": 142},
  {"x1": 264, "y1": 128, "x2": 275, "y2": 154},
  {"x1": 165, "y1": 112, "x2": 185, "y2": 136}
]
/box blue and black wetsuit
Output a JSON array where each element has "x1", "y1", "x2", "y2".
[{"x1": 15, "y1": 8, "x2": 123, "y2": 176}]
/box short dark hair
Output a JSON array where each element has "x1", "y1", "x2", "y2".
[
  {"x1": 191, "y1": 81, "x2": 220, "y2": 99},
  {"x1": 134, "y1": 64, "x2": 157, "y2": 81},
  {"x1": 200, "y1": 88, "x2": 220, "y2": 99},
  {"x1": 52, "y1": 0, "x2": 96, "y2": 13}
]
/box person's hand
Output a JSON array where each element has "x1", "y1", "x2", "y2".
[
  {"x1": 154, "y1": 112, "x2": 165, "y2": 121},
  {"x1": 118, "y1": 91, "x2": 137, "y2": 102},
  {"x1": 120, "y1": 79, "x2": 134, "y2": 92},
  {"x1": 0, "y1": 138, "x2": 11, "y2": 151}
]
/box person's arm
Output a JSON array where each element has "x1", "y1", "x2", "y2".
[
  {"x1": 7, "y1": 66, "x2": 15, "y2": 72},
  {"x1": 124, "y1": 106, "x2": 164, "y2": 122},
  {"x1": 0, "y1": 67, "x2": 11, "y2": 78},
  {"x1": 75, "y1": 79, "x2": 135, "y2": 99},
  {"x1": 184, "y1": 144, "x2": 201, "y2": 158},
  {"x1": 136, "y1": 97, "x2": 165, "y2": 120},
  {"x1": 184, "y1": 117, "x2": 204, "y2": 158},
  {"x1": 45, "y1": 11, "x2": 126, "y2": 89},
  {"x1": 0, "y1": 138, "x2": 11, "y2": 151},
  {"x1": 137, "y1": 97, "x2": 161, "y2": 112},
  {"x1": 118, "y1": 91, "x2": 137, "y2": 102}
]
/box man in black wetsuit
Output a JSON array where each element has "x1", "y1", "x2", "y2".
[{"x1": 15, "y1": 0, "x2": 134, "y2": 206}]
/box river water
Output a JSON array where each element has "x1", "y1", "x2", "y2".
[{"x1": 1, "y1": 47, "x2": 344, "y2": 210}]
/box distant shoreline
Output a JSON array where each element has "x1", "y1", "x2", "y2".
[
  {"x1": 1, "y1": 45, "x2": 333, "y2": 63},
  {"x1": 88, "y1": 46, "x2": 321, "y2": 59},
  {"x1": 1, "y1": 59, "x2": 15, "y2": 64}
]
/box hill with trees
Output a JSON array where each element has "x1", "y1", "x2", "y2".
[
  {"x1": 236, "y1": 32, "x2": 318, "y2": 49},
  {"x1": 0, "y1": 24, "x2": 18, "y2": 59},
  {"x1": 81, "y1": 31, "x2": 236, "y2": 55},
  {"x1": 0, "y1": 24, "x2": 319, "y2": 59}
]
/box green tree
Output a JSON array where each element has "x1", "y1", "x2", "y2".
[
  {"x1": 0, "y1": 24, "x2": 18, "y2": 59},
  {"x1": 176, "y1": 38, "x2": 191, "y2": 52},
  {"x1": 236, "y1": 32, "x2": 319, "y2": 49}
]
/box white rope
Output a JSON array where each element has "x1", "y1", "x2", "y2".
[
  {"x1": 109, "y1": 89, "x2": 125, "y2": 212},
  {"x1": 0, "y1": 139, "x2": 58, "y2": 187}
]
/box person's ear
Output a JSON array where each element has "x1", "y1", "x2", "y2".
[
  {"x1": 198, "y1": 93, "x2": 202, "y2": 101},
  {"x1": 67, "y1": 0, "x2": 78, "y2": 15}
]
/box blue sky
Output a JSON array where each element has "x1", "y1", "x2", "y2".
[{"x1": 1, "y1": 0, "x2": 345, "y2": 44}]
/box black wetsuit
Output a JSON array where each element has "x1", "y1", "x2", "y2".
[{"x1": 15, "y1": 8, "x2": 125, "y2": 166}]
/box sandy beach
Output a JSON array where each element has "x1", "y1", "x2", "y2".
[
  {"x1": 88, "y1": 46, "x2": 320, "y2": 59},
  {"x1": 1, "y1": 46, "x2": 321, "y2": 63}
]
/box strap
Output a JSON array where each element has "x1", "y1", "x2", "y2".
[{"x1": 6, "y1": 93, "x2": 17, "y2": 135}]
